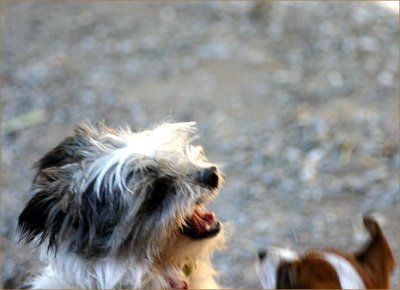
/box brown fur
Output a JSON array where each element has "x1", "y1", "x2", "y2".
[
  {"x1": 277, "y1": 254, "x2": 342, "y2": 289},
  {"x1": 269, "y1": 216, "x2": 395, "y2": 289}
]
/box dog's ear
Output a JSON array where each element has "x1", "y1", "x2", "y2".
[
  {"x1": 18, "y1": 162, "x2": 126, "y2": 257},
  {"x1": 18, "y1": 125, "x2": 98, "y2": 250},
  {"x1": 356, "y1": 215, "x2": 395, "y2": 288},
  {"x1": 18, "y1": 190, "x2": 59, "y2": 245},
  {"x1": 18, "y1": 166, "x2": 77, "y2": 250},
  {"x1": 34, "y1": 125, "x2": 96, "y2": 171},
  {"x1": 363, "y1": 216, "x2": 380, "y2": 237}
]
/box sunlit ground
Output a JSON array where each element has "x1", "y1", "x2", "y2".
[{"x1": 375, "y1": 1, "x2": 399, "y2": 12}]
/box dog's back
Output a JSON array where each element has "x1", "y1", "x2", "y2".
[{"x1": 256, "y1": 216, "x2": 395, "y2": 289}]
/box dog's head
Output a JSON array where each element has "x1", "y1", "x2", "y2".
[
  {"x1": 18, "y1": 122, "x2": 223, "y2": 266},
  {"x1": 256, "y1": 216, "x2": 395, "y2": 289}
]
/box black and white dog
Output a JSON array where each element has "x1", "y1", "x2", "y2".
[{"x1": 18, "y1": 122, "x2": 224, "y2": 289}]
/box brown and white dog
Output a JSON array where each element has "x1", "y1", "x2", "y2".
[{"x1": 256, "y1": 216, "x2": 395, "y2": 289}]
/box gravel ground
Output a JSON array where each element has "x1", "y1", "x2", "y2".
[{"x1": 2, "y1": 2, "x2": 398, "y2": 288}]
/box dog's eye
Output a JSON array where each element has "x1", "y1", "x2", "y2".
[{"x1": 148, "y1": 176, "x2": 175, "y2": 203}]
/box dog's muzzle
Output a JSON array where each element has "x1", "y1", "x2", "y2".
[{"x1": 181, "y1": 166, "x2": 221, "y2": 239}]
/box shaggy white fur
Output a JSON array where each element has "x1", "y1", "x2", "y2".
[{"x1": 18, "y1": 122, "x2": 224, "y2": 289}]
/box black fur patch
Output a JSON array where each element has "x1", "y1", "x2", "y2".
[
  {"x1": 17, "y1": 125, "x2": 128, "y2": 257},
  {"x1": 18, "y1": 190, "x2": 65, "y2": 246},
  {"x1": 119, "y1": 176, "x2": 177, "y2": 258},
  {"x1": 138, "y1": 176, "x2": 175, "y2": 219},
  {"x1": 69, "y1": 180, "x2": 126, "y2": 258},
  {"x1": 143, "y1": 176, "x2": 174, "y2": 212},
  {"x1": 18, "y1": 165, "x2": 77, "y2": 252},
  {"x1": 18, "y1": 171, "x2": 127, "y2": 258}
]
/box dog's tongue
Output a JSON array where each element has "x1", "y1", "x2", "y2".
[
  {"x1": 191, "y1": 208, "x2": 216, "y2": 231},
  {"x1": 181, "y1": 208, "x2": 220, "y2": 239}
]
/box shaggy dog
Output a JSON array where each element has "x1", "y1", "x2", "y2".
[{"x1": 18, "y1": 122, "x2": 224, "y2": 289}]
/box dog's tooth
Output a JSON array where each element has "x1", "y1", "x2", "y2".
[{"x1": 211, "y1": 221, "x2": 219, "y2": 230}]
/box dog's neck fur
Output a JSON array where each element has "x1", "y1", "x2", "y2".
[{"x1": 30, "y1": 230, "x2": 223, "y2": 289}]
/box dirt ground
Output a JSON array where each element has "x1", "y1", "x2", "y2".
[{"x1": 2, "y1": 2, "x2": 399, "y2": 288}]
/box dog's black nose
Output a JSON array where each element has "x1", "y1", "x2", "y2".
[
  {"x1": 200, "y1": 166, "x2": 219, "y2": 188},
  {"x1": 258, "y1": 250, "x2": 267, "y2": 261}
]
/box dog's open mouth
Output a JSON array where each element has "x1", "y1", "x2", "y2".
[{"x1": 181, "y1": 207, "x2": 221, "y2": 239}]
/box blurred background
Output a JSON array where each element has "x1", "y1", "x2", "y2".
[{"x1": 2, "y1": 1, "x2": 399, "y2": 288}]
